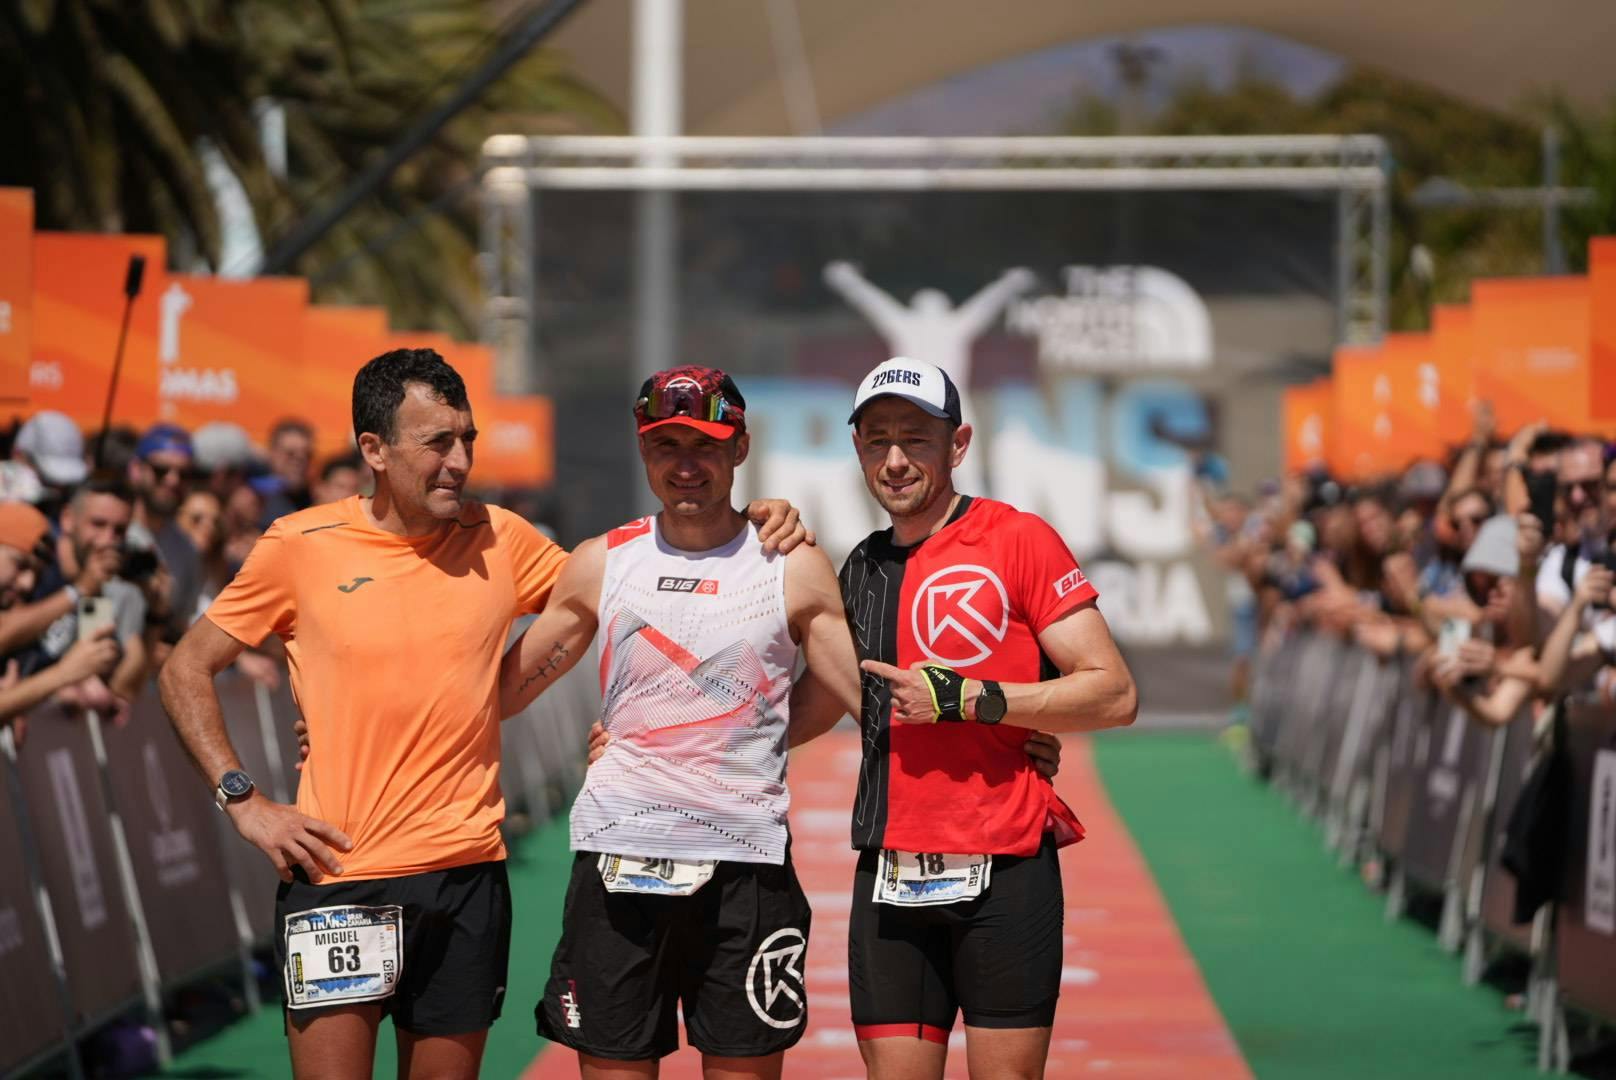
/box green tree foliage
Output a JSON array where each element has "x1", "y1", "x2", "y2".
[
  {"x1": 0, "y1": 0, "x2": 619, "y2": 334},
  {"x1": 1059, "y1": 68, "x2": 1615, "y2": 330}
]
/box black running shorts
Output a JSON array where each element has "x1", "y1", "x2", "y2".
[
  {"x1": 849, "y1": 834, "x2": 1063, "y2": 1041},
  {"x1": 273, "y1": 860, "x2": 511, "y2": 1036},
  {"x1": 536, "y1": 851, "x2": 812, "y2": 1061}
]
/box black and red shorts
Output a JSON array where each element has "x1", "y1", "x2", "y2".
[{"x1": 848, "y1": 834, "x2": 1063, "y2": 1042}]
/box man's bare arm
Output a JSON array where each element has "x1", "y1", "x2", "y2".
[
  {"x1": 160, "y1": 617, "x2": 349, "y2": 882},
  {"x1": 783, "y1": 544, "x2": 861, "y2": 747},
  {"x1": 499, "y1": 536, "x2": 604, "y2": 719}
]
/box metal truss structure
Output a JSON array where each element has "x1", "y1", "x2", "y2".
[{"x1": 479, "y1": 134, "x2": 1390, "y2": 384}]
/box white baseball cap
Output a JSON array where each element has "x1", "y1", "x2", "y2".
[
  {"x1": 14, "y1": 411, "x2": 87, "y2": 486},
  {"x1": 848, "y1": 357, "x2": 963, "y2": 426}
]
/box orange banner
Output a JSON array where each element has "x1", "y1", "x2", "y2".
[
  {"x1": 1282, "y1": 380, "x2": 1332, "y2": 474},
  {"x1": 148, "y1": 274, "x2": 311, "y2": 440},
  {"x1": 1591, "y1": 238, "x2": 1616, "y2": 422},
  {"x1": 302, "y1": 307, "x2": 392, "y2": 460},
  {"x1": 1331, "y1": 344, "x2": 1400, "y2": 480},
  {"x1": 1429, "y1": 305, "x2": 1476, "y2": 446},
  {"x1": 0, "y1": 189, "x2": 33, "y2": 408},
  {"x1": 31, "y1": 232, "x2": 167, "y2": 431},
  {"x1": 1471, "y1": 276, "x2": 1596, "y2": 435},
  {"x1": 1378, "y1": 331, "x2": 1441, "y2": 465},
  {"x1": 432, "y1": 337, "x2": 552, "y2": 490}
]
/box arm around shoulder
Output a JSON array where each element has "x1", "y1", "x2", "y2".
[
  {"x1": 784, "y1": 542, "x2": 861, "y2": 746},
  {"x1": 499, "y1": 535, "x2": 604, "y2": 718}
]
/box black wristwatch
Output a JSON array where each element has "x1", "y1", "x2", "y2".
[
  {"x1": 214, "y1": 769, "x2": 255, "y2": 811},
  {"x1": 974, "y1": 680, "x2": 1007, "y2": 725},
  {"x1": 919, "y1": 664, "x2": 968, "y2": 723}
]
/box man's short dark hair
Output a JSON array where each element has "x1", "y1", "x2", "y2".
[
  {"x1": 352, "y1": 349, "x2": 469, "y2": 445},
  {"x1": 68, "y1": 474, "x2": 136, "y2": 512},
  {"x1": 319, "y1": 452, "x2": 363, "y2": 483},
  {"x1": 269, "y1": 417, "x2": 315, "y2": 446}
]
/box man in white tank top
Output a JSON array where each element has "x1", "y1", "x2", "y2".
[{"x1": 502, "y1": 366, "x2": 866, "y2": 1077}]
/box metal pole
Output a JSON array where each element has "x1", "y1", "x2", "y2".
[
  {"x1": 1543, "y1": 125, "x2": 1566, "y2": 274},
  {"x1": 259, "y1": 0, "x2": 587, "y2": 274},
  {"x1": 82, "y1": 710, "x2": 171, "y2": 1065},
  {"x1": 632, "y1": 0, "x2": 683, "y2": 516}
]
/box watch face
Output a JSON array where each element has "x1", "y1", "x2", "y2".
[
  {"x1": 220, "y1": 770, "x2": 254, "y2": 798},
  {"x1": 977, "y1": 686, "x2": 1007, "y2": 724}
]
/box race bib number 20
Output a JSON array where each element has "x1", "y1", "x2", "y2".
[
  {"x1": 874, "y1": 850, "x2": 992, "y2": 907},
  {"x1": 598, "y1": 853, "x2": 716, "y2": 896},
  {"x1": 284, "y1": 904, "x2": 403, "y2": 1009}
]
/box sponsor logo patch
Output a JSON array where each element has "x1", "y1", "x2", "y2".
[
  {"x1": 657, "y1": 576, "x2": 719, "y2": 595},
  {"x1": 746, "y1": 928, "x2": 806, "y2": 1029},
  {"x1": 1052, "y1": 567, "x2": 1089, "y2": 599},
  {"x1": 911, "y1": 564, "x2": 1010, "y2": 669}
]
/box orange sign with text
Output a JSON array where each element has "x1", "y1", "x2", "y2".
[
  {"x1": 31, "y1": 232, "x2": 166, "y2": 430},
  {"x1": 1378, "y1": 332, "x2": 1441, "y2": 465},
  {"x1": 302, "y1": 307, "x2": 391, "y2": 459},
  {"x1": 1429, "y1": 305, "x2": 1476, "y2": 445},
  {"x1": 1331, "y1": 344, "x2": 1398, "y2": 480},
  {"x1": 1591, "y1": 238, "x2": 1616, "y2": 422},
  {"x1": 0, "y1": 189, "x2": 33, "y2": 407},
  {"x1": 148, "y1": 274, "x2": 311, "y2": 439},
  {"x1": 1282, "y1": 380, "x2": 1332, "y2": 474},
  {"x1": 431, "y1": 337, "x2": 553, "y2": 490},
  {"x1": 1471, "y1": 276, "x2": 1597, "y2": 435}
]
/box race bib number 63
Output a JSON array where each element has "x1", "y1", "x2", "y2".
[{"x1": 284, "y1": 904, "x2": 403, "y2": 1009}]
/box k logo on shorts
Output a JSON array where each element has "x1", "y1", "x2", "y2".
[
  {"x1": 745, "y1": 927, "x2": 806, "y2": 1029},
  {"x1": 911, "y1": 564, "x2": 1009, "y2": 668}
]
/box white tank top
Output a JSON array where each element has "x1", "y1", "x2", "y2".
[{"x1": 569, "y1": 515, "x2": 796, "y2": 864}]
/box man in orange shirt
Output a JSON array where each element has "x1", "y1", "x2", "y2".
[{"x1": 159, "y1": 348, "x2": 806, "y2": 1080}]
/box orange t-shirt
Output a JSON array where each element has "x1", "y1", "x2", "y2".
[{"x1": 206, "y1": 496, "x2": 567, "y2": 880}]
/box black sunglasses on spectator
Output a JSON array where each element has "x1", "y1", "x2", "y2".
[{"x1": 1559, "y1": 478, "x2": 1601, "y2": 500}]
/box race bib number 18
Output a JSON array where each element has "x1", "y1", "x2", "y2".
[
  {"x1": 598, "y1": 853, "x2": 717, "y2": 896},
  {"x1": 873, "y1": 850, "x2": 992, "y2": 907},
  {"x1": 284, "y1": 904, "x2": 403, "y2": 1009}
]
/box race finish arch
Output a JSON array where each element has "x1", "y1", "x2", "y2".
[{"x1": 480, "y1": 135, "x2": 1389, "y2": 721}]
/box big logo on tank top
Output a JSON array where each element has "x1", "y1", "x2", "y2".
[{"x1": 911, "y1": 564, "x2": 1010, "y2": 668}]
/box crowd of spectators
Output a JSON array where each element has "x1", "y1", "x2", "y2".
[
  {"x1": 1201, "y1": 401, "x2": 1616, "y2": 741},
  {"x1": 0, "y1": 413, "x2": 368, "y2": 738}
]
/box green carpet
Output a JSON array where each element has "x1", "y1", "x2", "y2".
[
  {"x1": 1092, "y1": 731, "x2": 1540, "y2": 1080},
  {"x1": 160, "y1": 812, "x2": 573, "y2": 1079}
]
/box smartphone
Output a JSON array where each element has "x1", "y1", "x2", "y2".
[
  {"x1": 1525, "y1": 469, "x2": 1557, "y2": 530},
  {"x1": 1437, "y1": 617, "x2": 1472, "y2": 658},
  {"x1": 77, "y1": 596, "x2": 115, "y2": 643}
]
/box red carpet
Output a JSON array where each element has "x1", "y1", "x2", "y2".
[{"x1": 523, "y1": 729, "x2": 1249, "y2": 1078}]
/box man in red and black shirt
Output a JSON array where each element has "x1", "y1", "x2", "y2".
[{"x1": 827, "y1": 357, "x2": 1138, "y2": 1079}]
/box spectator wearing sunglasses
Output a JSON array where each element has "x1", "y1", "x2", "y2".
[{"x1": 1531, "y1": 438, "x2": 1609, "y2": 635}]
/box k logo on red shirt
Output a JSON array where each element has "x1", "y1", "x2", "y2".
[{"x1": 911, "y1": 564, "x2": 1010, "y2": 668}]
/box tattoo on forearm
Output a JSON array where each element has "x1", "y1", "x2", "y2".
[{"x1": 518, "y1": 642, "x2": 569, "y2": 695}]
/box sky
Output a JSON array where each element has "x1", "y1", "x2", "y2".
[{"x1": 829, "y1": 25, "x2": 1347, "y2": 137}]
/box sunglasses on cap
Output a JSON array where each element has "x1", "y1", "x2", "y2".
[{"x1": 634, "y1": 384, "x2": 744, "y2": 427}]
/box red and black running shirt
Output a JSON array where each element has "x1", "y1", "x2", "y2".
[{"x1": 837, "y1": 496, "x2": 1096, "y2": 857}]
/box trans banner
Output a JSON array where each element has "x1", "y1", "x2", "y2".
[{"x1": 531, "y1": 189, "x2": 1337, "y2": 718}]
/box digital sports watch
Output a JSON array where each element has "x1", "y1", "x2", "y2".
[{"x1": 973, "y1": 680, "x2": 1007, "y2": 725}]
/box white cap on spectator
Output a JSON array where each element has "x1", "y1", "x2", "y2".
[
  {"x1": 1460, "y1": 514, "x2": 1519, "y2": 578},
  {"x1": 192, "y1": 421, "x2": 258, "y2": 472},
  {"x1": 14, "y1": 411, "x2": 87, "y2": 486}
]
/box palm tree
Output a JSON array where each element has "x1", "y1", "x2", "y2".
[{"x1": 0, "y1": 0, "x2": 618, "y2": 334}]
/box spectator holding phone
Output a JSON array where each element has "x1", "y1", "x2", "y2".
[{"x1": 0, "y1": 501, "x2": 121, "y2": 731}]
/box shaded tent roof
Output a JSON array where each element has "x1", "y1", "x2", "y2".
[{"x1": 549, "y1": 0, "x2": 1615, "y2": 133}]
